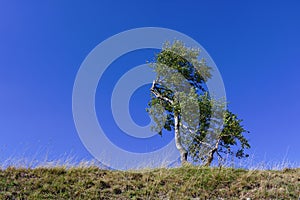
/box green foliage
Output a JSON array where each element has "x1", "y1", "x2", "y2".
[
  {"x1": 147, "y1": 40, "x2": 250, "y2": 165},
  {"x1": 155, "y1": 41, "x2": 211, "y2": 90}
]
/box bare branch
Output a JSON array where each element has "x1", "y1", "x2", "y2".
[{"x1": 150, "y1": 80, "x2": 174, "y2": 104}]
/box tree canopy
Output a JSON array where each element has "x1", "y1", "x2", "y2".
[{"x1": 147, "y1": 41, "x2": 250, "y2": 166}]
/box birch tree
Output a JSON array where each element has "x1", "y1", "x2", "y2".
[{"x1": 147, "y1": 41, "x2": 250, "y2": 166}]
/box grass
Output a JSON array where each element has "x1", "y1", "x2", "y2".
[{"x1": 0, "y1": 164, "x2": 299, "y2": 199}]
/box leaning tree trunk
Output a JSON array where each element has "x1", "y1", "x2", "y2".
[
  {"x1": 174, "y1": 112, "x2": 188, "y2": 165},
  {"x1": 204, "y1": 149, "x2": 216, "y2": 166},
  {"x1": 204, "y1": 138, "x2": 220, "y2": 166}
]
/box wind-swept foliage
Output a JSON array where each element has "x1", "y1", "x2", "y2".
[{"x1": 147, "y1": 41, "x2": 250, "y2": 166}]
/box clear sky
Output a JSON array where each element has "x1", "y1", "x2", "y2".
[{"x1": 0, "y1": 1, "x2": 300, "y2": 168}]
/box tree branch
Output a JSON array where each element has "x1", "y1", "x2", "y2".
[
  {"x1": 180, "y1": 124, "x2": 214, "y2": 148},
  {"x1": 150, "y1": 80, "x2": 174, "y2": 104}
]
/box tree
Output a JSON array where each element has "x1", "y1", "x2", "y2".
[{"x1": 147, "y1": 41, "x2": 250, "y2": 166}]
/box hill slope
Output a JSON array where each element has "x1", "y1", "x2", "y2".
[{"x1": 0, "y1": 166, "x2": 299, "y2": 199}]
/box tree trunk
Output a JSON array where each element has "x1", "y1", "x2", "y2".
[
  {"x1": 204, "y1": 149, "x2": 216, "y2": 166},
  {"x1": 174, "y1": 112, "x2": 188, "y2": 165},
  {"x1": 204, "y1": 139, "x2": 220, "y2": 166}
]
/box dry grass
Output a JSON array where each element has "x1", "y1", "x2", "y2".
[{"x1": 0, "y1": 164, "x2": 299, "y2": 199}]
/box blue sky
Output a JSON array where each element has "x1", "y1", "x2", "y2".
[{"x1": 0, "y1": 1, "x2": 300, "y2": 168}]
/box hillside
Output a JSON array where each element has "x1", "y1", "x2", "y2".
[{"x1": 0, "y1": 166, "x2": 299, "y2": 199}]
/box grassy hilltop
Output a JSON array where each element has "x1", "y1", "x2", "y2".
[{"x1": 0, "y1": 165, "x2": 299, "y2": 199}]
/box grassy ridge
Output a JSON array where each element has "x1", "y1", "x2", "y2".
[{"x1": 0, "y1": 166, "x2": 299, "y2": 199}]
